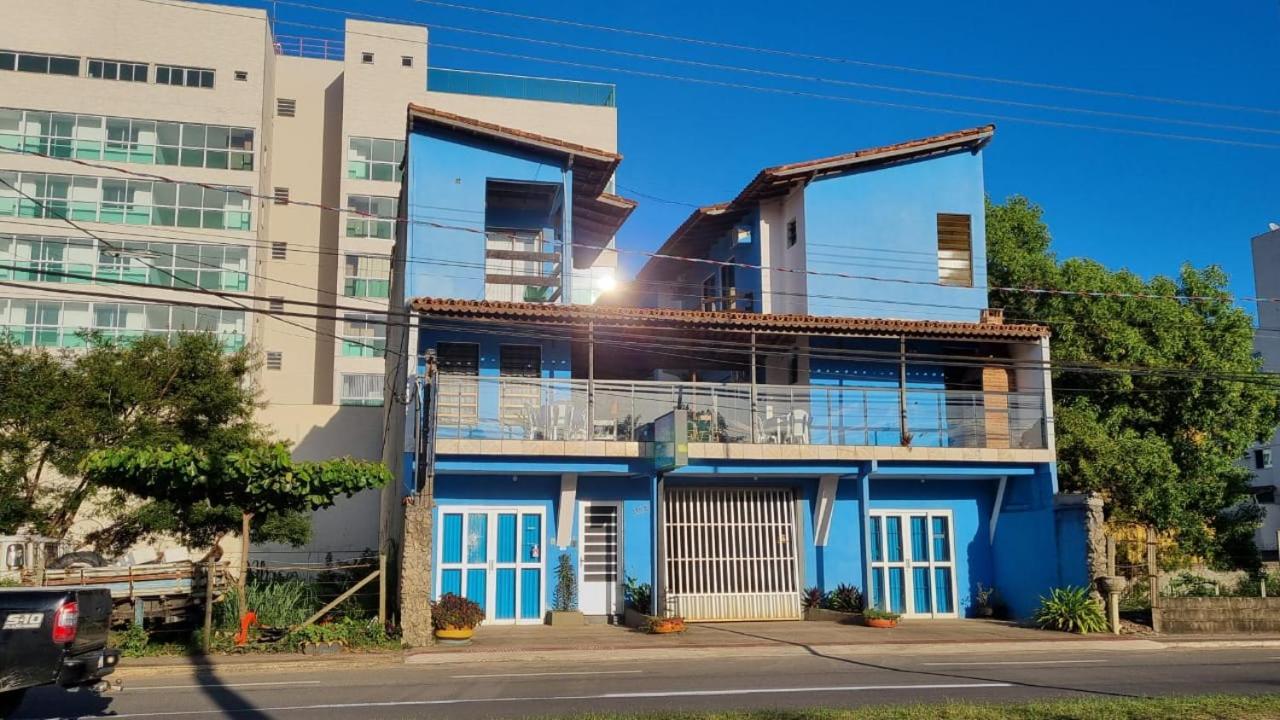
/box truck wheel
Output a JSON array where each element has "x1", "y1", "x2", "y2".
[
  {"x1": 0, "y1": 689, "x2": 28, "y2": 718},
  {"x1": 48, "y1": 551, "x2": 107, "y2": 569}
]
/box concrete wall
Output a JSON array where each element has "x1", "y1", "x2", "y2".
[
  {"x1": 803, "y1": 150, "x2": 988, "y2": 321},
  {"x1": 1162, "y1": 596, "x2": 1280, "y2": 633}
]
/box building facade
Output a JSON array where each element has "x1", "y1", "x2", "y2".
[
  {"x1": 0, "y1": 0, "x2": 618, "y2": 553},
  {"x1": 393, "y1": 123, "x2": 1088, "y2": 623},
  {"x1": 1249, "y1": 226, "x2": 1280, "y2": 557}
]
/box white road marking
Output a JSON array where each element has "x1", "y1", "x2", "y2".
[
  {"x1": 67, "y1": 682, "x2": 1013, "y2": 718},
  {"x1": 922, "y1": 660, "x2": 1107, "y2": 667},
  {"x1": 126, "y1": 680, "x2": 325, "y2": 691},
  {"x1": 452, "y1": 670, "x2": 644, "y2": 679}
]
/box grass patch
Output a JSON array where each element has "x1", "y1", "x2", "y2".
[{"x1": 550, "y1": 694, "x2": 1280, "y2": 720}]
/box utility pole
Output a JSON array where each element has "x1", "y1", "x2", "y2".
[{"x1": 399, "y1": 353, "x2": 438, "y2": 646}]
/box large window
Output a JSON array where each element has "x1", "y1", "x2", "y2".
[
  {"x1": 342, "y1": 254, "x2": 391, "y2": 298},
  {"x1": 937, "y1": 213, "x2": 973, "y2": 287},
  {"x1": 0, "y1": 171, "x2": 253, "y2": 231},
  {"x1": 87, "y1": 58, "x2": 148, "y2": 83},
  {"x1": 339, "y1": 373, "x2": 384, "y2": 406},
  {"x1": 345, "y1": 195, "x2": 397, "y2": 239},
  {"x1": 868, "y1": 510, "x2": 957, "y2": 618},
  {"x1": 0, "y1": 51, "x2": 79, "y2": 77},
  {"x1": 0, "y1": 108, "x2": 254, "y2": 171},
  {"x1": 0, "y1": 297, "x2": 245, "y2": 350},
  {"x1": 347, "y1": 137, "x2": 403, "y2": 182},
  {"x1": 341, "y1": 313, "x2": 386, "y2": 357},
  {"x1": 155, "y1": 64, "x2": 214, "y2": 89}
]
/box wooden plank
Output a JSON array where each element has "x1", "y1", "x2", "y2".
[
  {"x1": 484, "y1": 273, "x2": 560, "y2": 287},
  {"x1": 485, "y1": 248, "x2": 561, "y2": 263}
]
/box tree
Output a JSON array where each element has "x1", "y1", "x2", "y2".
[
  {"x1": 987, "y1": 196, "x2": 1280, "y2": 567},
  {"x1": 0, "y1": 332, "x2": 257, "y2": 540},
  {"x1": 81, "y1": 442, "x2": 391, "y2": 553}
]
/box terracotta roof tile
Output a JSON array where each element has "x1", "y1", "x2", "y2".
[
  {"x1": 406, "y1": 104, "x2": 621, "y2": 163},
  {"x1": 409, "y1": 297, "x2": 1048, "y2": 340}
]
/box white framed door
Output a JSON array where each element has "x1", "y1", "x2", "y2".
[
  {"x1": 437, "y1": 506, "x2": 546, "y2": 625},
  {"x1": 577, "y1": 501, "x2": 623, "y2": 617},
  {"x1": 868, "y1": 510, "x2": 958, "y2": 618}
]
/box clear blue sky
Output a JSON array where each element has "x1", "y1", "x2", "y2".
[{"x1": 231, "y1": 0, "x2": 1279, "y2": 306}]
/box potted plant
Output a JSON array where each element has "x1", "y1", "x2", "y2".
[
  {"x1": 974, "y1": 583, "x2": 997, "y2": 618},
  {"x1": 431, "y1": 592, "x2": 484, "y2": 645},
  {"x1": 647, "y1": 615, "x2": 686, "y2": 634},
  {"x1": 548, "y1": 555, "x2": 586, "y2": 626},
  {"x1": 863, "y1": 607, "x2": 901, "y2": 629}
]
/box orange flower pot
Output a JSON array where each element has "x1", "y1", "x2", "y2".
[{"x1": 865, "y1": 618, "x2": 898, "y2": 629}]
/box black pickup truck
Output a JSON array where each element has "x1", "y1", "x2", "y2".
[{"x1": 0, "y1": 588, "x2": 120, "y2": 717}]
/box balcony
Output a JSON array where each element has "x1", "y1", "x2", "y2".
[
  {"x1": 428, "y1": 68, "x2": 617, "y2": 108},
  {"x1": 433, "y1": 377, "x2": 1048, "y2": 455}
]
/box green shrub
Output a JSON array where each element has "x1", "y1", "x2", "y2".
[
  {"x1": 1033, "y1": 586, "x2": 1107, "y2": 634},
  {"x1": 1166, "y1": 571, "x2": 1219, "y2": 598},
  {"x1": 113, "y1": 623, "x2": 151, "y2": 657},
  {"x1": 801, "y1": 587, "x2": 824, "y2": 610},
  {"x1": 217, "y1": 576, "x2": 320, "y2": 630},
  {"x1": 825, "y1": 583, "x2": 863, "y2": 613},
  {"x1": 553, "y1": 554, "x2": 577, "y2": 612},
  {"x1": 282, "y1": 616, "x2": 396, "y2": 650},
  {"x1": 624, "y1": 575, "x2": 652, "y2": 615}
]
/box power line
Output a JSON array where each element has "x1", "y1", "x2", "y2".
[
  {"x1": 263, "y1": 0, "x2": 1280, "y2": 138},
  {"x1": 408, "y1": 0, "x2": 1280, "y2": 117}
]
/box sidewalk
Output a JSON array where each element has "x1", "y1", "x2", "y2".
[{"x1": 115, "y1": 620, "x2": 1280, "y2": 677}]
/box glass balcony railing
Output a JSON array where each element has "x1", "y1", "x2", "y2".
[
  {"x1": 428, "y1": 68, "x2": 617, "y2": 108},
  {"x1": 432, "y1": 377, "x2": 1049, "y2": 450}
]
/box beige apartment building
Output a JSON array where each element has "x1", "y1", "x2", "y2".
[{"x1": 0, "y1": 0, "x2": 619, "y2": 553}]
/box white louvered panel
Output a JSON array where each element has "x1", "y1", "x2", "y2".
[{"x1": 663, "y1": 487, "x2": 801, "y2": 621}]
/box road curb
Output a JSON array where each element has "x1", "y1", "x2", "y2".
[
  {"x1": 116, "y1": 653, "x2": 406, "y2": 678},
  {"x1": 1156, "y1": 639, "x2": 1280, "y2": 649}
]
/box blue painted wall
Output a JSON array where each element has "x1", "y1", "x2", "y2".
[
  {"x1": 803, "y1": 150, "x2": 988, "y2": 321},
  {"x1": 405, "y1": 125, "x2": 568, "y2": 301}
]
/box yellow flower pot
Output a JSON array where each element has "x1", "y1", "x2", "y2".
[{"x1": 435, "y1": 626, "x2": 475, "y2": 641}]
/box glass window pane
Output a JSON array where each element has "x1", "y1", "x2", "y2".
[
  {"x1": 205, "y1": 126, "x2": 229, "y2": 149},
  {"x1": 49, "y1": 57, "x2": 79, "y2": 76},
  {"x1": 17, "y1": 54, "x2": 50, "y2": 73},
  {"x1": 931, "y1": 516, "x2": 951, "y2": 562},
  {"x1": 885, "y1": 516, "x2": 903, "y2": 562},
  {"x1": 156, "y1": 122, "x2": 180, "y2": 146}
]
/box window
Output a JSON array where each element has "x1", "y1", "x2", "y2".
[
  {"x1": 786, "y1": 218, "x2": 797, "y2": 248},
  {"x1": 789, "y1": 354, "x2": 800, "y2": 385},
  {"x1": 0, "y1": 170, "x2": 252, "y2": 230},
  {"x1": 937, "y1": 213, "x2": 973, "y2": 287},
  {"x1": 361, "y1": 52, "x2": 375, "y2": 64},
  {"x1": 87, "y1": 58, "x2": 148, "y2": 83},
  {"x1": 0, "y1": 108, "x2": 253, "y2": 170},
  {"x1": 270, "y1": 241, "x2": 287, "y2": 260},
  {"x1": 155, "y1": 64, "x2": 214, "y2": 89},
  {"x1": 273, "y1": 187, "x2": 289, "y2": 205},
  {"x1": 341, "y1": 313, "x2": 386, "y2": 357},
  {"x1": 0, "y1": 298, "x2": 244, "y2": 351},
  {"x1": 268, "y1": 297, "x2": 285, "y2": 313},
  {"x1": 500, "y1": 345, "x2": 540, "y2": 377},
  {"x1": 347, "y1": 137, "x2": 404, "y2": 182},
  {"x1": 266, "y1": 351, "x2": 283, "y2": 370},
  {"x1": 276, "y1": 98, "x2": 296, "y2": 117},
  {"x1": 234, "y1": 70, "x2": 248, "y2": 81},
  {"x1": 343, "y1": 254, "x2": 390, "y2": 298},
  {"x1": 0, "y1": 51, "x2": 79, "y2": 77},
  {"x1": 340, "y1": 373, "x2": 383, "y2": 406},
  {"x1": 437, "y1": 343, "x2": 479, "y2": 375},
  {"x1": 1256, "y1": 487, "x2": 1277, "y2": 505},
  {"x1": 1257, "y1": 448, "x2": 1273, "y2": 470},
  {"x1": 401, "y1": 56, "x2": 413, "y2": 67},
  {"x1": 700, "y1": 274, "x2": 718, "y2": 312},
  {"x1": 345, "y1": 195, "x2": 397, "y2": 239}
]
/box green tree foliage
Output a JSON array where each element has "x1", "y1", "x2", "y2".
[
  {"x1": 0, "y1": 332, "x2": 256, "y2": 538},
  {"x1": 987, "y1": 196, "x2": 1280, "y2": 567},
  {"x1": 81, "y1": 442, "x2": 390, "y2": 554}
]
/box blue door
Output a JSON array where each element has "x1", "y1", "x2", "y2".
[{"x1": 438, "y1": 507, "x2": 545, "y2": 624}]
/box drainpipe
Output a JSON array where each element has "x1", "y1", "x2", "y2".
[
  {"x1": 898, "y1": 336, "x2": 909, "y2": 445},
  {"x1": 749, "y1": 331, "x2": 758, "y2": 443},
  {"x1": 587, "y1": 321, "x2": 595, "y2": 437}
]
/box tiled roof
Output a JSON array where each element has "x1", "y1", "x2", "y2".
[
  {"x1": 637, "y1": 125, "x2": 995, "y2": 280},
  {"x1": 409, "y1": 297, "x2": 1049, "y2": 340},
  {"x1": 406, "y1": 104, "x2": 621, "y2": 164}
]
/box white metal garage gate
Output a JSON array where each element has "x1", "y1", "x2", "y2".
[{"x1": 662, "y1": 487, "x2": 802, "y2": 621}]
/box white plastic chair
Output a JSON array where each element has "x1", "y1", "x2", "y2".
[{"x1": 791, "y1": 409, "x2": 811, "y2": 445}]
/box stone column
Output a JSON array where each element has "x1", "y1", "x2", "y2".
[
  {"x1": 399, "y1": 499, "x2": 434, "y2": 647},
  {"x1": 1053, "y1": 493, "x2": 1107, "y2": 600}
]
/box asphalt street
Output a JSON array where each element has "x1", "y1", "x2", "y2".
[{"x1": 17, "y1": 646, "x2": 1280, "y2": 719}]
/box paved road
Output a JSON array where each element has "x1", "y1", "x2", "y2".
[{"x1": 16, "y1": 646, "x2": 1280, "y2": 719}]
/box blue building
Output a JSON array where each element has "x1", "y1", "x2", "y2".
[{"x1": 389, "y1": 113, "x2": 1088, "y2": 626}]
